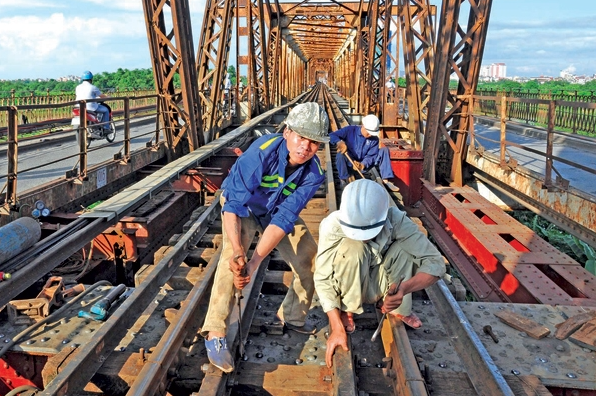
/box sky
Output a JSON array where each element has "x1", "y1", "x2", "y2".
[{"x1": 1, "y1": 0, "x2": 595, "y2": 81}]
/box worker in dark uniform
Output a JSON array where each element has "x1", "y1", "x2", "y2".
[
  {"x1": 330, "y1": 114, "x2": 400, "y2": 192},
  {"x1": 200, "y1": 102, "x2": 329, "y2": 372}
]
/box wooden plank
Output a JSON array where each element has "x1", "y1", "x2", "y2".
[
  {"x1": 235, "y1": 362, "x2": 332, "y2": 394},
  {"x1": 555, "y1": 311, "x2": 596, "y2": 340},
  {"x1": 503, "y1": 375, "x2": 552, "y2": 396},
  {"x1": 430, "y1": 372, "x2": 552, "y2": 396},
  {"x1": 494, "y1": 310, "x2": 550, "y2": 339},
  {"x1": 569, "y1": 318, "x2": 596, "y2": 351}
]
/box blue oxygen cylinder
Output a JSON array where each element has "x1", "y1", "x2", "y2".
[{"x1": 0, "y1": 217, "x2": 42, "y2": 265}]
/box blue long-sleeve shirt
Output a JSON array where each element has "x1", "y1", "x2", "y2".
[
  {"x1": 221, "y1": 133, "x2": 326, "y2": 234},
  {"x1": 329, "y1": 125, "x2": 379, "y2": 169}
]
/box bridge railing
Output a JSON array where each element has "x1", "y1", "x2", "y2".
[
  {"x1": 0, "y1": 94, "x2": 162, "y2": 213},
  {"x1": 470, "y1": 93, "x2": 596, "y2": 192},
  {"x1": 0, "y1": 89, "x2": 156, "y2": 129},
  {"x1": 473, "y1": 89, "x2": 596, "y2": 136}
]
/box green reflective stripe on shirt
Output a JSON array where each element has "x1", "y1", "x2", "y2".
[
  {"x1": 262, "y1": 174, "x2": 279, "y2": 182},
  {"x1": 259, "y1": 136, "x2": 281, "y2": 150},
  {"x1": 314, "y1": 157, "x2": 324, "y2": 175},
  {"x1": 282, "y1": 182, "x2": 297, "y2": 196},
  {"x1": 261, "y1": 173, "x2": 280, "y2": 188}
]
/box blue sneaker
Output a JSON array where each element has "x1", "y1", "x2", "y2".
[{"x1": 205, "y1": 337, "x2": 234, "y2": 373}]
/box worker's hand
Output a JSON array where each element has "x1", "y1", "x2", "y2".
[
  {"x1": 230, "y1": 253, "x2": 250, "y2": 289},
  {"x1": 336, "y1": 140, "x2": 348, "y2": 154},
  {"x1": 229, "y1": 252, "x2": 247, "y2": 276},
  {"x1": 325, "y1": 328, "x2": 349, "y2": 368},
  {"x1": 381, "y1": 282, "x2": 405, "y2": 313},
  {"x1": 352, "y1": 161, "x2": 364, "y2": 171}
]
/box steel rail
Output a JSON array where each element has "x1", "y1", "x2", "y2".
[
  {"x1": 39, "y1": 97, "x2": 304, "y2": 395},
  {"x1": 0, "y1": 217, "x2": 107, "y2": 309},
  {"x1": 195, "y1": 257, "x2": 271, "y2": 396},
  {"x1": 40, "y1": 194, "x2": 222, "y2": 396},
  {"x1": 126, "y1": 248, "x2": 221, "y2": 395},
  {"x1": 81, "y1": 95, "x2": 305, "y2": 222},
  {"x1": 425, "y1": 280, "x2": 515, "y2": 396}
]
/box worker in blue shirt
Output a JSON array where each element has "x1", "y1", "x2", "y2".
[
  {"x1": 330, "y1": 114, "x2": 400, "y2": 192},
  {"x1": 200, "y1": 102, "x2": 329, "y2": 373}
]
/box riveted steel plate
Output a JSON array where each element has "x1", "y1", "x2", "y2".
[
  {"x1": 1, "y1": 286, "x2": 119, "y2": 355},
  {"x1": 411, "y1": 300, "x2": 596, "y2": 390}
]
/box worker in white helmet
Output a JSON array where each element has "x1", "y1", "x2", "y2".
[
  {"x1": 314, "y1": 179, "x2": 445, "y2": 368},
  {"x1": 330, "y1": 114, "x2": 400, "y2": 192}
]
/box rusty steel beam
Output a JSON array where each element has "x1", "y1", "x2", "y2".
[
  {"x1": 423, "y1": 0, "x2": 493, "y2": 185},
  {"x1": 399, "y1": 0, "x2": 435, "y2": 149},
  {"x1": 196, "y1": 0, "x2": 235, "y2": 142},
  {"x1": 142, "y1": 0, "x2": 201, "y2": 160},
  {"x1": 248, "y1": 0, "x2": 271, "y2": 115},
  {"x1": 267, "y1": 1, "x2": 282, "y2": 106},
  {"x1": 2, "y1": 106, "x2": 18, "y2": 215}
]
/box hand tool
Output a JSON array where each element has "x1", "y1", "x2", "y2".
[
  {"x1": 371, "y1": 278, "x2": 403, "y2": 342},
  {"x1": 234, "y1": 255, "x2": 248, "y2": 357},
  {"x1": 78, "y1": 284, "x2": 126, "y2": 321},
  {"x1": 344, "y1": 152, "x2": 366, "y2": 179}
]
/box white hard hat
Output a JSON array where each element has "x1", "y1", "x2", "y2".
[
  {"x1": 362, "y1": 114, "x2": 380, "y2": 136},
  {"x1": 285, "y1": 102, "x2": 330, "y2": 143},
  {"x1": 339, "y1": 179, "x2": 389, "y2": 240}
]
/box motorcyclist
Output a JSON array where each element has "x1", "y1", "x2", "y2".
[{"x1": 75, "y1": 71, "x2": 111, "y2": 134}]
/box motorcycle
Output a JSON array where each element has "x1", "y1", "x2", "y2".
[{"x1": 71, "y1": 103, "x2": 117, "y2": 148}]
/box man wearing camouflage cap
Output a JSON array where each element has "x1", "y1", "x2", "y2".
[{"x1": 201, "y1": 102, "x2": 329, "y2": 372}]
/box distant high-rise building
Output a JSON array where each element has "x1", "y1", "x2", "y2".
[{"x1": 480, "y1": 63, "x2": 507, "y2": 79}]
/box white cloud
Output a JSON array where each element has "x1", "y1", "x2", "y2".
[
  {"x1": 85, "y1": 0, "x2": 143, "y2": 12},
  {"x1": 0, "y1": 11, "x2": 148, "y2": 79}
]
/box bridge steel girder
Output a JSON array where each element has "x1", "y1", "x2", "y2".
[
  {"x1": 423, "y1": 0, "x2": 492, "y2": 185},
  {"x1": 196, "y1": 0, "x2": 235, "y2": 142},
  {"x1": 398, "y1": 0, "x2": 436, "y2": 149},
  {"x1": 364, "y1": 0, "x2": 388, "y2": 115},
  {"x1": 142, "y1": 0, "x2": 202, "y2": 160},
  {"x1": 248, "y1": 0, "x2": 271, "y2": 115},
  {"x1": 267, "y1": 18, "x2": 282, "y2": 106},
  {"x1": 379, "y1": 5, "x2": 401, "y2": 132}
]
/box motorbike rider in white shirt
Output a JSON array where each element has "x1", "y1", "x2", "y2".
[{"x1": 75, "y1": 71, "x2": 110, "y2": 134}]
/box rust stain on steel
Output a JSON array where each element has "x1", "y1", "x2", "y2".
[
  {"x1": 423, "y1": 181, "x2": 596, "y2": 306},
  {"x1": 467, "y1": 150, "x2": 596, "y2": 243},
  {"x1": 0, "y1": 145, "x2": 166, "y2": 228}
]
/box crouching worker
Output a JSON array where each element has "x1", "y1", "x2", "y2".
[
  {"x1": 200, "y1": 102, "x2": 330, "y2": 373},
  {"x1": 314, "y1": 179, "x2": 445, "y2": 367}
]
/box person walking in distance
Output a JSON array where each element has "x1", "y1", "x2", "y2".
[
  {"x1": 200, "y1": 102, "x2": 330, "y2": 373},
  {"x1": 330, "y1": 114, "x2": 400, "y2": 192},
  {"x1": 314, "y1": 179, "x2": 446, "y2": 367}
]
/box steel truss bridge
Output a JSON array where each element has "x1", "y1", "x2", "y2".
[{"x1": 0, "y1": 1, "x2": 596, "y2": 395}]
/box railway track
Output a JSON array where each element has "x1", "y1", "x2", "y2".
[{"x1": 1, "y1": 87, "x2": 595, "y2": 396}]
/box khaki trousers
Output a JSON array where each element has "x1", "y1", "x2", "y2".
[
  {"x1": 201, "y1": 200, "x2": 317, "y2": 337},
  {"x1": 332, "y1": 238, "x2": 415, "y2": 316}
]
